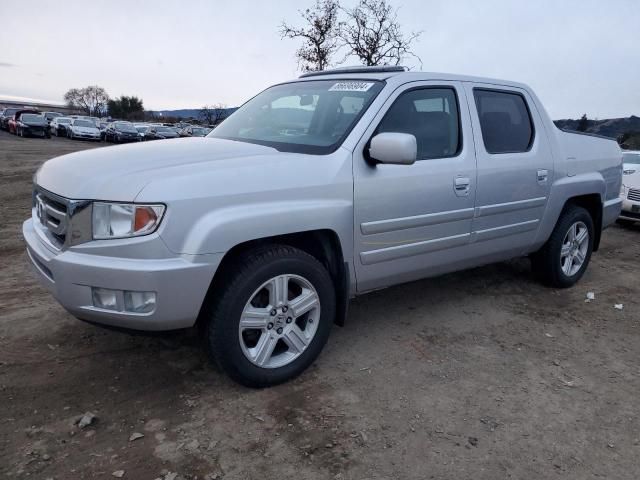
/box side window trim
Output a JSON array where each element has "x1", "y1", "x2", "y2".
[
  {"x1": 372, "y1": 85, "x2": 463, "y2": 161},
  {"x1": 472, "y1": 87, "x2": 536, "y2": 155}
]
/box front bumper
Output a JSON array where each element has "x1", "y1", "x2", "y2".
[
  {"x1": 116, "y1": 135, "x2": 140, "y2": 142},
  {"x1": 73, "y1": 132, "x2": 101, "y2": 140},
  {"x1": 23, "y1": 218, "x2": 222, "y2": 331},
  {"x1": 619, "y1": 196, "x2": 640, "y2": 222},
  {"x1": 24, "y1": 127, "x2": 47, "y2": 137}
]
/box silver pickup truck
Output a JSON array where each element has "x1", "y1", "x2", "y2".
[{"x1": 23, "y1": 66, "x2": 622, "y2": 387}]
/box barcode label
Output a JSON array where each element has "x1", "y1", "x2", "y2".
[{"x1": 328, "y1": 82, "x2": 374, "y2": 92}]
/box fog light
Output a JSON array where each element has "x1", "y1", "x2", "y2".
[
  {"x1": 124, "y1": 291, "x2": 156, "y2": 313},
  {"x1": 92, "y1": 287, "x2": 119, "y2": 311}
]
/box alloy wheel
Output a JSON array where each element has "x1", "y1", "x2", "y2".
[
  {"x1": 560, "y1": 221, "x2": 589, "y2": 276},
  {"x1": 238, "y1": 274, "x2": 320, "y2": 369}
]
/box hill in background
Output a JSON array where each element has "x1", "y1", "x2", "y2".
[{"x1": 554, "y1": 115, "x2": 640, "y2": 149}]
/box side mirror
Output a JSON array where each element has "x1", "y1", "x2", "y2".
[{"x1": 369, "y1": 132, "x2": 417, "y2": 165}]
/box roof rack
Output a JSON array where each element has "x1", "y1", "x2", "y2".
[{"x1": 299, "y1": 65, "x2": 407, "y2": 78}]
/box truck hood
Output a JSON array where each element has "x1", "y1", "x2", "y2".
[{"x1": 35, "y1": 138, "x2": 278, "y2": 201}]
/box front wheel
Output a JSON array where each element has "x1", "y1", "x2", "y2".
[
  {"x1": 531, "y1": 205, "x2": 594, "y2": 288},
  {"x1": 205, "y1": 245, "x2": 336, "y2": 388}
]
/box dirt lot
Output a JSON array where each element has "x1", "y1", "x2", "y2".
[{"x1": 1, "y1": 129, "x2": 639, "y2": 479}]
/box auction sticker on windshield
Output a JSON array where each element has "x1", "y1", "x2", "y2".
[{"x1": 329, "y1": 82, "x2": 375, "y2": 92}]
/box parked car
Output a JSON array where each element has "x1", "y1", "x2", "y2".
[
  {"x1": 135, "y1": 125, "x2": 150, "y2": 140},
  {"x1": 8, "y1": 109, "x2": 39, "y2": 134},
  {"x1": 50, "y1": 117, "x2": 73, "y2": 136},
  {"x1": 104, "y1": 121, "x2": 140, "y2": 143},
  {"x1": 0, "y1": 107, "x2": 19, "y2": 131},
  {"x1": 618, "y1": 151, "x2": 640, "y2": 225},
  {"x1": 144, "y1": 125, "x2": 180, "y2": 140},
  {"x1": 23, "y1": 67, "x2": 622, "y2": 387},
  {"x1": 98, "y1": 122, "x2": 110, "y2": 141},
  {"x1": 42, "y1": 111, "x2": 63, "y2": 124},
  {"x1": 16, "y1": 113, "x2": 50, "y2": 138},
  {"x1": 180, "y1": 125, "x2": 210, "y2": 137},
  {"x1": 67, "y1": 119, "x2": 101, "y2": 141}
]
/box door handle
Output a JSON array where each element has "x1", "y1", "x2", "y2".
[
  {"x1": 537, "y1": 169, "x2": 549, "y2": 184},
  {"x1": 454, "y1": 176, "x2": 470, "y2": 196}
]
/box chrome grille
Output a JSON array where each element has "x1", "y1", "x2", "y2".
[
  {"x1": 628, "y1": 189, "x2": 640, "y2": 202},
  {"x1": 33, "y1": 188, "x2": 70, "y2": 249}
]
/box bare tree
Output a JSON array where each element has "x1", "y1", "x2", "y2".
[
  {"x1": 64, "y1": 86, "x2": 110, "y2": 116},
  {"x1": 340, "y1": 0, "x2": 422, "y2": 68},
  {"x1": 280, "y1": 0, "x2": 342, "y2": 72},
  {"x1": 200, "y1": 103, "x2": 228, "y2": 126}
]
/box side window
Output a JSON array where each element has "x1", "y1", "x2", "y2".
[
  {"x1": 376, "y1": 88, "x2": 460, "y2": 160},
  {"x1": 473, "y1": 89, "x2": 534, "y2": 154}
]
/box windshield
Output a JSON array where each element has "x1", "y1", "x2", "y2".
[
  {"x1": 192, "y1": 127, "x2": 207, "y2": 136},
  {"x1": 74, "y1": 120, "x2": 95, "y2": 127},
  {"x1": 114, "y1": 122, "x2": 137, "y2": 132},
  {"x1": 623, "y1": 152, "x2": 640, "y2": 165},
  {"x1": 155, "y1": 127, "x2": 173, "y2": 134},
  {"x1": 22, "y1": 114, "x2": 46, "y2": 124},
  {"x1": 58, "y1": 118, "x2": 72, "y2": 124},
  {"x1": 3, "y1": 108, "x2": 18, "y2": 117},
  {"x1": 136, "y1": 126, "x2": 148, "y2": 132},
  {"x1": 209, "y1": 79, "x2": 384, "y2": 154},
  {"x1": 45, "y1": 112, "x2": 62, "y2": 119}
]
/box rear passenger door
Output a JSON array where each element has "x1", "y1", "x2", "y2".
[
  {"x1": 465, "y1": 84, "x2": 553, "y2": 258},
  {"x1": 353, "y1": 81, "x2": 477, "y2": 292}
]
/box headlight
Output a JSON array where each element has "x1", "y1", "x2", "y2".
[
  {"x1": 623, "y1": 168, "x2": 636, "y2": 175},
  {"x1": 92, "y1": 202, "x2": 165, "y2": 239}
]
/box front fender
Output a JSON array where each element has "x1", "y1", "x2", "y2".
[{"x1": 163, "y1": 199, "x2": 354, "y2": 259}]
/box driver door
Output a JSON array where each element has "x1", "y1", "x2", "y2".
[{"x1": 353, "y1": 81, "x2": 477, "y2": 292}]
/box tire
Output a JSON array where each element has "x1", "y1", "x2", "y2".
[
  {"x1": 204, "y1": 245, "x2": 336, "y2": 388},
  {"x1": 531, "y1": 205, "x2": 594, "y2": 288}
]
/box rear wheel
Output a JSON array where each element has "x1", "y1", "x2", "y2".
[
  {"x1": 531, "y1": 205, "x2": 594, "y2": 288},
  {"x1": 205, "y1": 245, "x2": 335, "y2": 388}
]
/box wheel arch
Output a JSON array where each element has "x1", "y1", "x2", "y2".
[
  {"x1": 535, "y1": 173, "x2": 605, "y2": 252},
  {"x1": 196, "y1": 229, "x2": 351, "y2": 329},
  {"x1": 565, "y1": 193, "x2": 603, "y2": 251}
]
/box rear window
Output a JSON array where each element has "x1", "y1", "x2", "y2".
[{"x1": 473, "y1": 89, "x2": 534, "y2": 154}]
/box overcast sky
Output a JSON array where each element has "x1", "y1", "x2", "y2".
[{"x1": 0, "y1": 0, "x2": 638, "y2": 119}]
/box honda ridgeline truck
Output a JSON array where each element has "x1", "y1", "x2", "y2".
[{"x1": 23, "y1": 67, "x2": 623, "y2": 387}]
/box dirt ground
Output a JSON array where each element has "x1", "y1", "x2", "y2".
[{"x1": 1, "y1": 130, "x2": 639, "y2": 480}]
